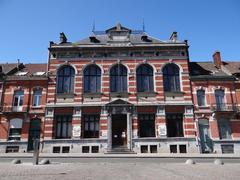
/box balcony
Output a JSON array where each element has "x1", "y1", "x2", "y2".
[
  {"x1": 2, "y1": 106, "x2": 28, "y2": 113},
  {"x1": 211, "y1": 103, "x2": 239, "y2": 112}
]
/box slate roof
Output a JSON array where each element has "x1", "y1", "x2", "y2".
[{"x1": 51, "y1": 23, "x2": 186, "y2": 48}]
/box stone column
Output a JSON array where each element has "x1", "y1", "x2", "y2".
[
  {"x1": 107, "y1": 114, "x2": 112, "y2": 151},
  {"x1": 127, "y1": 113, "x2": 132, "y2": 150}
]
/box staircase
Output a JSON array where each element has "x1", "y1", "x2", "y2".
[{"x1": 105, "y1": 146, "x2": 136, "y2": 154}]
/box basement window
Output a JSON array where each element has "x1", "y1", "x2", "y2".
[
  {"x1": 150, "y1": 145, "x2": 157, "y2": 153},
  {"x1": 82, "y1": 146, "x2": 90, "y2": 153},
  {"x1": 62, "y1": 146, "x2": 70, "y2": 153},
  {"x1": 53, "y1": 146, "x2": 61, "y2": 153},
  {"x1": 91, "y1": 146, "x2": 99, "y2": 153},
  {"x1": 6, "y1": 146, "x2": 19, "y2": 153},
  {"x1": 170, "y1": 145, "x2": 177, "y2": 153},
  {"x1": 140, "y1": 145, "x2": 148, "y2": 153},
  {"x1": 179, "y1": 145, "x2": 187, "y2": 153}
]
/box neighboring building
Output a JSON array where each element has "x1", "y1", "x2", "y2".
[
  {"x1": 0, "y1": 63, "x2": 48, "y2": 153},
  {"x1": 0, "y1": 24, "x2": 240, "y2": 154},
  {"x1": 190, "y1": 52, "x2": 240, "y2": 154},
  {"x1": 44, "y1": 23, "x2": 197, "y2": 154}
]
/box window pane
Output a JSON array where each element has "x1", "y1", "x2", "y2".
[
  {"x1": 57, "y1": 66, "x2": 75, "y2": 94},
  {"x1": 83, "y1": 115, "x2": 100, "y2": 138},
  {"x1": 163, "y1": 64, "x2": 180, "y2": 92},
  {"x1": 139, "y1": 114, "x2": 155, "y2": 137}
]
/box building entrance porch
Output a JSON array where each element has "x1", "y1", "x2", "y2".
[{"x1": 112, "y1": 114, "x2": 127, "y2": 148}]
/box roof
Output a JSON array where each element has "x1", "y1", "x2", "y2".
[
  {"x1": 0, "y1": 63, "x2": 22, "y2": 75},
  {"x1": 6, "y1": 63, "x2": 48, "y2": 81},
  {"x1": 189, "y1": 62, "x2": 234, "y2": 80},
  {"x1": 51, "y1": 23, "x2": 187, "y2": 48},
  {"x1": 222, "y1": 61, "x2": 240, "y2": 75}
]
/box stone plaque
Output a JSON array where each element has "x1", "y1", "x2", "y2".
[{"x1": 72, "y1": 125, "x2": 81, "y2": 137}]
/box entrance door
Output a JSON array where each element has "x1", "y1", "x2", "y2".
[
  {"x1": 112, "y1": 114, "x2": 127, "y2": 147},
  {"x1": 27, "y1": 119, "x2": 41, "y2": 151},
  {"x1": 199, "y1": 120, "x2": 213, "y2": 153}
]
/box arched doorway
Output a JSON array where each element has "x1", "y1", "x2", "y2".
[{"x1": 27, "y1": 118, "x2": 41, "y2": 151}]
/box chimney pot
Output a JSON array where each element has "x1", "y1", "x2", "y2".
[{"x1": 213, "y1": 51, "x2": 222, "y2": 69}]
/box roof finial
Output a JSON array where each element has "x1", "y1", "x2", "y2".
[
  {"x1": 92, "y1": 19, "x2": 95, "y2": 32},
  {"x1": 142, "y1": 18, "x2": 145, "y2": 32}
]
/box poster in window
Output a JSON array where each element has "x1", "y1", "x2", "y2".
[
  {"x1": 72, "y1": 125, "x2": 81, "y2": 137},
  {"x1": 159, "y1": 124, "x2": 167, "y2": 136}
]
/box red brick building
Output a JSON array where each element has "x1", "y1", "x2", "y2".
[
  {"x1": 0, "y1": 63, "x2": 48, "y2": 152},
  {"x1": 0, "y1": 24, "x2": 240, "y2": 154},
  {"x1": 43, "y1": 24, "x2": 196, "y2": 154},
  {"x1": 190, "y1": 52, "x2": 240, "y2": 154}
]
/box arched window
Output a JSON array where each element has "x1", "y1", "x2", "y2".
[
  {"x1": 137, "y1": 64, "x2": 154, "y2": 92},
  {"x1": 57, "y1": 65, "x2": 75, "y2": 94},
  {"x1": 110, "y1": 64, "x2": 127, "y2": 92},
  {"x1": 163, "y1": 64, "x2": 180, "y2": 92},
  {"x1": 84, "y1": 65, "x2": 101, "y2": 93}
]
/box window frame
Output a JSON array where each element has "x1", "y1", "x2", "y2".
[
  {"x1": 218, "y1": 118, "x2": 232, "y2": 140},
  {"x1": 13, "y1": 90, "x2": 24, "y2": 107},
  {"x1": 197, "y1": 89, "x2": 206, "y2": 106},
  {"x1": 162, "y1": 64, "x2": 181, "y2": 92},
  {"x1": 110, "y1": 64, "x2": 128, "y2": 93},
  {"x1": 136, "y1": 64, "x2": 154, "y2": 92},
  {"x1": 83, "y1": 114, "x2": 100, "y2": 138},
  {"x1": 138, "y1": 114, "x2": 156, "y2": 137},
  {"x1": 32, "y1": 88, "x2": 42, "y2": 107},
  {"x1": 83, "y1": 64, "x2": 101, "y2": 93},
  {"x1": 8, "y1": 118, "x2": 23, "y2": 141},
  {"x1": 57, "y1": 65, "x2": 75, "y2": 94},
  {"x1": 55, "y1": 115, "x2": 72, "y2": 139}
]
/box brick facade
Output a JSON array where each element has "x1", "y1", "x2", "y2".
[{"x1": 0, "y1": 24, "x2": 240, "y2": 154}]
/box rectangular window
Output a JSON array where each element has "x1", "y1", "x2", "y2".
[
  {"x1": 218, "y1": 119, "x2": 232, "y2": 139},
  {"x1": 215, "y1": 89, "x2": 225, "y2": 110},
  {"x1": 8, "y1": 128, "x2": 21, "y2": 141},
  {"x1": 166, "y1": 114, "x2": 184, "y2": 137},
  {"x1": 139, "y1": 114, "x2": 155, "y2": 137},
  {"x1": 33, "y1": 89, "x2": 42, "y2": 106},
  {"x1": 13, "y1": 91, "x2": 24, "y2": 107},
  {"x1": 197, "y1": 90, "x2": 205, "y2": 106},
  {"x1": 83, "y1": 115, "x2": 99, "y2": 138},
  {"x1": 55, "y1": 115, "x2": 72, "y2": 139}
]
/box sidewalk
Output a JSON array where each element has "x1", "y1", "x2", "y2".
[{"x1": 0, "y1": 152, "x2": 240, "y2": 158}]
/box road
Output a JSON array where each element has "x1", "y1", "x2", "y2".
[
  {"x1": 1, "y1": 156, "x2": 240, "y2": 163},
  {"x1": 0, "y1": 159, "x2": 239, "y2": 180}
]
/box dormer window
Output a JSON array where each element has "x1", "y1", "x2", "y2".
[
  {"x1": 15, "y1": 72, "x2": 28, "y2": 76},
  {"x1": 89, "y1": 36, "x2": 100, "y2": 43}
]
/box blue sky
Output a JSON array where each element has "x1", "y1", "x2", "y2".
[{"x1": 0, "y1": 0, "x2": 239, "y2": 63}]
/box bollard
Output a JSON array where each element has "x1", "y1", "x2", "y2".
[{"x1": 33, "y1": 138, "x2": 40, "y2": 165}]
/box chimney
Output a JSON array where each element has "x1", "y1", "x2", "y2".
[
  {"x1": 213, "y1": 51, "x2": 222, "y2": 69},
  {"x1": 59, "y1": 32, "x2": 67, "y2": 43},
  {"x1": 170, "y1": 32, "x2": 177, "y2": 42}
]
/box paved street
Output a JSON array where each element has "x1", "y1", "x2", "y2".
[{"x1": 0, "y1": 159, "x2": 239, "y2": 180}]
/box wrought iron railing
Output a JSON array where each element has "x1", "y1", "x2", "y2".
[
  {"x1": 211, "y1": 103, "x2": 239, "y2": 112},
  {"x1": 2, "y1": 106, "x2": 28, "y2": 112}
]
